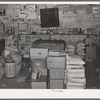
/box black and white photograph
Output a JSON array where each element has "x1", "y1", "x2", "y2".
[{"x1": 0, "y1": 2, "x2": 100, "y2": 91}]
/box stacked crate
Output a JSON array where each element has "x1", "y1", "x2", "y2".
[
  {"x1": 47, "y1": 55, "x2": 66, "y2": 89},
  {"x1": 66, "y1": 55, "x2": 86, "y2": 89},
  {"x1": 29, "y1": 48, "x2": 48, "y2": 89}
]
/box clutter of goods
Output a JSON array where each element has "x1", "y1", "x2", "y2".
[
  {"x1": 0, "y1": 48, "x2": 23, "y2": 79},
  {"x1": 5, "y1": 51, "x2": 22, "y2": 76},
  {"x1": 65, "y1": 41, "x2": 85, "y2": 58},
  {"x1": 64, "y1": 55, "x2": 86, "y2": 89}
]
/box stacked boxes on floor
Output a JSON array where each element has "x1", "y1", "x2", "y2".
[
  {"x1": 66, "y1": 55, "x2": 86, "y2": 89},
  {"x1": 47, "y1": 55, "x2": 66, "y2": 89},
  {"x1": 29, "y1": 48, "x2": 48, "y2": 89}
]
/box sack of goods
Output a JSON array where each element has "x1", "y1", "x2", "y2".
[
  {"x1": 76, "y1": 41, "x2": 85, "y2": 58},
  {"x1": 67, "y1": 82, "x2": 86, "y2": 89},
  {"x1": 66, "y1": 45, "x2": 75, "y2": 56},
  {"x1": 31, "y1": 58, "x2": 47, "y2": 77},
  {"x1": 31, "y1": 58, "x2": 47, "y2": 71},
  {"x1": 67, "y1": 55, "x2": 85, "y2": 65},
  {"x1": 0, "y1": 56, "x2": 5, "y2": 79}
]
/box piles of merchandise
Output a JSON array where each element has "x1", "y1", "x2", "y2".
[
  {"x1": 29, "y1": 48, "x2": 48, "y2": 89},
  {"x1": 66, "y1": 44, "x2": 75, "y2": 56},
  {"x1": 65, "y1": 55, "x2": 86, "y2": 89}
]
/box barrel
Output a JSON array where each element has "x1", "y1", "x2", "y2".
[{"x1": 5, "y1": 61, "x2": 16, "y2": 78}]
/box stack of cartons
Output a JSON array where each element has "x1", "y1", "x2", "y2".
[
  {"x1": 29, "y1": 47, "x2": 48, "y2": 89},
  {"x1": 47, "y1": 55, "x2": 66, "y2": 89}
]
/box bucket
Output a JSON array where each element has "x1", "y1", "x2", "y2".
[{"x1": 5, "y1": 61, "x2": 16, "y2": 78}]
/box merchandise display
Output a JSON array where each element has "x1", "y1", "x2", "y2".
[{"x1": 0, "y1": 4, "x2": 99, "y2": 89}]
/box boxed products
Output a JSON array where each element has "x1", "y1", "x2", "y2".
[{"x1": 30, "y1": 48, "x2": 48, "y2": 58}]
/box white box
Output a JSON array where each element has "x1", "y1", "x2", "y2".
[
  {"x1": 49, "y1": 51, "x2": 60, "y2": 56},
  {"x1": 30, "y1": 48, "x2": 48, "y2": 58}
]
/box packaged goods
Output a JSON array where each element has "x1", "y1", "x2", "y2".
[
  {"x1": 67, "y1": 65, "x2": 84, "y2": 68},
  {"x1": 67, "y1": 68, "x2": 85, "y2": 73},
  {"x1": 30, "y1": 48, "x2": 48, "y2": 58},
  {"x1": 68, "y1": 55, "x2": 85, "y2": 65},
  {"x1": 67, "y1": 82, "x2": 85, "y2": 89},
  {"x1": 68, "y1": 77, "x2": 86, "y2": 84},
  {"x1": 67, "y1": 73, "x2": 85, "y2": 78}
]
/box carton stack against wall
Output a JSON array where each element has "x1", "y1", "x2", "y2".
[
  {"x1": 66, "y1": 55, "x2": 86, "y2": 89},
  {"x1": 29, "y1": 47, "x2": 48, "y2": 89},
  {"x1": 47, "y1": 55, "x2": 66, "y2": 89}
]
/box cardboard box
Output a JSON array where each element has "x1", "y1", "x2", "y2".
[
  {"x1": 50, "y1": 69, "x2": 64, "y2": 79},
  {"x1": 47, "y1": 56, "x2": 66, "y2": 69},
  {"x1": 49, "y1": 79, "x2": 64, "y2": 89},
  {"x1": 26, "y1": 75, "x2": 47, "y2": 89},
  {"x1": 30, "y1": 48, "x2": 48, "y2": 58},
  {"x1": 49, "y1": 51, "x2": 60, "y2": 56}
]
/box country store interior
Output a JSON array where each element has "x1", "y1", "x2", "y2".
[{"x1": 0, "y1": 4, "x2": 99, "y2": 89}]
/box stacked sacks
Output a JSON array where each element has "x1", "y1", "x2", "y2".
[
  {"x1": 66, "y1": 55, "x2": 86, "y2": 89},
  {"x1": 76, "y1": 41, "x2": 85, "y2": 59},
  {"x1": 66, "y1": 44, "x2": 75, "y2": 56}
]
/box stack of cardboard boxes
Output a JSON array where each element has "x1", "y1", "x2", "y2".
[
  {"x1": 47, "y1": 55, "x2": 66, "y2": 89},
  {"x1": 29, "y1": 48, "x2": 48, "y2": 89}
]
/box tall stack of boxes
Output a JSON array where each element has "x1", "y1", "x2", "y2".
[
  {"x1": 47, "y1": 55, "x2": 66, "y2": 89},
  {"x1": 29, "y1": 48, "x2": 48, "y2": 89},
  {"x1": 66, "y1": 55, "x2": 86, "y2": 89}
]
